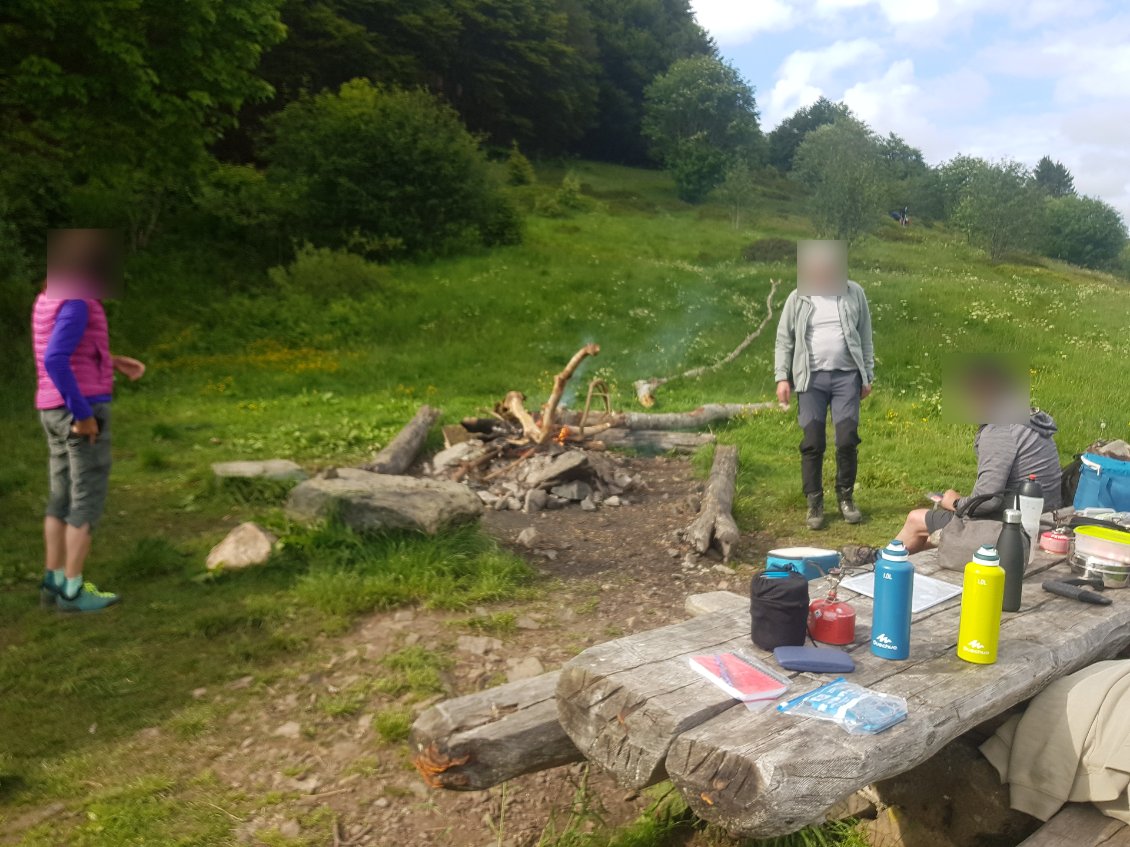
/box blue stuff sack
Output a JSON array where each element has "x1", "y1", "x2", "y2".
[{"x1": 1074, "y1": 453, "x2": 1130, "y2": 512}]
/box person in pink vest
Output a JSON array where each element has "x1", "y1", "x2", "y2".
[{"x1": 34, "y1": 230, "x2": 145, "y2": 612}]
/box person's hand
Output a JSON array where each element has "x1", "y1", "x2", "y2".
[
  {"x1": 113, "y1": 355, "x2": 146, "y2": 381},
  {"x1": 941, "y1": 489, "x2": 961, "y2": 511},
  {"x1": 861, "y1": 383, "x2": 873, "y2": 399},
  {"x1": 776, "y1": 380, "x2": 792, "y2": 408},
  {"x1": 71, "y1": 416, "x2": 99, "y2": 444}
]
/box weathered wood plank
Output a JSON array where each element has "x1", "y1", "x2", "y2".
[
  {"x1": 1018, "y1": 804, "x2": 1130, "y2": 847},
  {"x1": 684, "y1": 591, "x2": 747, "y2": 617},
  {"x1": 411, "y1": 672, "x2": 578, "y2": 790},
  {"x1": 555, "y1": 549, "x2": 962, "y2": 790},
  {"x1": 667, "y1": 565, "x2": 1130, "y2": 837},
  {"x1": 411, "y1": 590, "x2": 750, "y2": 792}
]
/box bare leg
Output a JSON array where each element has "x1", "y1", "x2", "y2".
[
  {"x1": 896, "y1": 508, "x2": 933, "y2": 554},
  {"x1": 44, "y1": 516, "x2": 67, "y2": 575},
  {"x1": 64, "y1": 523, "x2": 93, "y2": 580}
]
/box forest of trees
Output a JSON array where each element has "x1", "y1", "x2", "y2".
[{"x1": 0, "y1": 0, "x2": 1126, "y2": 336}]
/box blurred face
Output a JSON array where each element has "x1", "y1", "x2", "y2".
[
  {"x1": 797, "y1": 240, "x2": 847, "y2": 295},
  {"x1": 943, "y1": 355, "x2": 1030, "y2": 425},
  {"x1": 45, "y1": 229, "x2": 123, "y2": 298}
]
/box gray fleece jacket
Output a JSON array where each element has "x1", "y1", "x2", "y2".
[
  {"x1": 774, "y1": 280, "x2": 875, "y2": 393},
  {"x1": 957, "y1": 409, "x2": 1063, "y2": 516}
]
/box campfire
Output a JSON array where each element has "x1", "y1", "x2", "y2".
[{"x1": 360, "y1": 342, "x2": 781, "y2": 560}]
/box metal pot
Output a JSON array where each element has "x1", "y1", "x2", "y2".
[{"x1": 1069, "y1": 550, "x2": 1130, "y2": 588}]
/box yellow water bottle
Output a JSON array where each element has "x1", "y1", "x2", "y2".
[{"x1": 956, "y1": 545, "x2": 1005, "y2": 665}]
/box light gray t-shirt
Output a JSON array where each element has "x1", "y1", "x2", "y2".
[{"x1": 805, "y1": 295, "x2": 855, "y2": 371}]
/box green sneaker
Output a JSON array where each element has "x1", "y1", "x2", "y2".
[
  {"x1": 39, "y1": 574, "x2": 60, "y2": 609},
  {"x1": 57, "y1": 582, "x2": 120, "y2": 613}
]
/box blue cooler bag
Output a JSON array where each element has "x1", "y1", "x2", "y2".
[
  {"x1": 766, "y1": 547, "x2": 840, "y2": 581},
  {"x1": 1074, "y1": 453, "x2": 1130, "y2": 512}
]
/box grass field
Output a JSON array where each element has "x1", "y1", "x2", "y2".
[{"x1": 1, "y1": 160, "x2": 1127, "y2": 845}]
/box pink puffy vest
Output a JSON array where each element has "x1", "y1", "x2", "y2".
[{"x1": 32, "y1": 293, "x2": 113, "y2": 410}]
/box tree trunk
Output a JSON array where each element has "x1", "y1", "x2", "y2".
[
  {"x1": 686, "y1": 444, "x2": 740, "y2": 561},
  {"x1": 362, "y1": 405, "x2": 441, "y2": 474}
]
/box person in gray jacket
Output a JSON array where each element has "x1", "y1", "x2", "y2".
[{"x1": 774, "y1": 241, "x2": 875, "y2": 529}]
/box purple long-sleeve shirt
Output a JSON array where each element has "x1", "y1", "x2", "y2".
[{"x1": 43, "y1": 300, "x2": 112, "y2": 421}]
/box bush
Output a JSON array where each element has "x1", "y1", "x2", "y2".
[
  {"x1": 534, "y1": 171, "x2": 599, "y2": 217},
  {"x1": 742, "y1": 237, "x2": 795, "y2": 263},
  {"x1": 1039, "y1": 194, "x2": 1127, "y2": 269},
  {"x1": 506, "y1": 142, "x2": 536, "y2": 186},
  {"x1": 267, "y1": 244, "x2": 391, "y2": 303},
  {"x1": 266, "y1": 80, "x2": 522, "y2": 258}
]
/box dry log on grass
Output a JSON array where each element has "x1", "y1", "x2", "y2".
[
  {"x1": 362, "y1": 405, "x2": 441, "y2": 474},
  {"x1": 687, "y1": 445, "x2": 740, "y2": 561},
  {"x1": 634, "y1": 278, "x2": 782, "y2": 407},
  {"x1": 594, "y1": 429, "x2": 715, "y2": 453},
  {"x1": 618, "y1": 403, "x2": 778, "y2": 431}
]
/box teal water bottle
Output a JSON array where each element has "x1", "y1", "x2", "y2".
[{"x1": 870, "y1": 540, "x2": 914, "y2": 660}]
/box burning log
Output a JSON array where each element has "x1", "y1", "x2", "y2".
[
  {"x1": 363, "y1": 405, "x2": 441, "y2": 474},
  {"x1": 686, "y1": 444, "x2": 740, "y2": 561},
  {"x1": 538, "y1": 343, "x2": 600, "y2": 444},
  {"x1": 634, "y1": 278, "x2": 782, "y2": 407}
]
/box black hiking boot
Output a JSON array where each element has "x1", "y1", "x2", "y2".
[
  {"x1": 838, "y1": 489, "x2": 863, "y2": 524},
  {"x1": 806, "y1": 493, "x2": 825, "y2": 530}
]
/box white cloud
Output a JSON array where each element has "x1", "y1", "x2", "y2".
[
  {"x1": 841, "y1": 61, "x2": 990, "y2": 160},
  {"x1": 815, "y1": 0, "x2": 941, "y2": 25},
  {"x1": 690, "y1": 0, "x2": 795, "y2": 45},
  {"x1": 765, "y1": 39, "x2": 884, "y2": 125}
]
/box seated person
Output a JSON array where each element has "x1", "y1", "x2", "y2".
[{"x1": 846, "y1": 358, "x2": 1062, "y2": 562}]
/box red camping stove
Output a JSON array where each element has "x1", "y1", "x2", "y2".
[{"x1": 808, "y1": 571, "x2": 856, "y2": 645}]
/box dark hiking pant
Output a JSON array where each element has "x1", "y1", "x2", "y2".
[{"x1": 797, "y1": 370, "x2": 861, "y2": 497}]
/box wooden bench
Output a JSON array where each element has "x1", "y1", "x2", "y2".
[
  {"x1": 1018, "y1": 803, "x2": 1130, "y2": 846},
  {"x1": 557, "y1": 549, "x2": 1130, "y2": 838}
]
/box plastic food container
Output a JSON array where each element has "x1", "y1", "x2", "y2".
[{"x1": 1074, "y1": 525, "x2": 1130, "y2": 564}]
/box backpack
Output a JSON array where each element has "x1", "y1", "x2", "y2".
[{"x1": 1061, "y1": 440, "x2": 1112, "y2": 507}]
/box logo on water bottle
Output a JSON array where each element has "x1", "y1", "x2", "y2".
[
  {"x1": 964, "y1": 639, "x2": 988, "y2": 655},
  {"x1": 873, "y1": 633, "x2": 897, "y2": 650},
  {"x1": 882, "y1": 572, "x2": 893, "y2": 580}
]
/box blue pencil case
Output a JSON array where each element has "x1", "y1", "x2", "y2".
[{"x1": 773, "y1": 646, "x2": 855, "y2": 673}]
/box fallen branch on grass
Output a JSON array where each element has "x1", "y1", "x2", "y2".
[{"x1": 634, "y1": 278, "x2": 782, "y2": 407}]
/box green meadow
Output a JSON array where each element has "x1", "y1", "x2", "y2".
[{"x1": 1, "y1": 161, "x2": 1128, "y2": 845}]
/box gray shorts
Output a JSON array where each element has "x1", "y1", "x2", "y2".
[
  {"x1": 40, "y1": 402, "x2": 112, "y2": 530},
  {"x1": 924, "y1": 507, "x2": 955, "y2": 535}
]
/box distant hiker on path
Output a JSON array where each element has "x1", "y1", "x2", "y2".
[
  {"x1": 774, "y1": 240, "x2": 875, "y2": 530},
  {"x1": 34, "y1": 229, "x2": 145, "y2": 612}
]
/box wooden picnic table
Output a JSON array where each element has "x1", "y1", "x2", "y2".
[{"x1": 556, "y1": 549, "x2": 1130, "y2": 838}]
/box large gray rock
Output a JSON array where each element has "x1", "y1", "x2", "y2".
[
  {"x1": 285, "y1": 468, "x2": 482, "y2": 534},
  {"x1": 206, "y1": 522, "x2": 278, "y2": 571},
  {"x1": 526, "y1": 451, "x2": 590, "y2": 488},
  {"x1": 212, "y1": 459, "x2": 307, "y2": 481}
]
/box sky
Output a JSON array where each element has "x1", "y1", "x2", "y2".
[{"x1": 689, "y1": 0, "x2": 1130, "y2": 218}]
